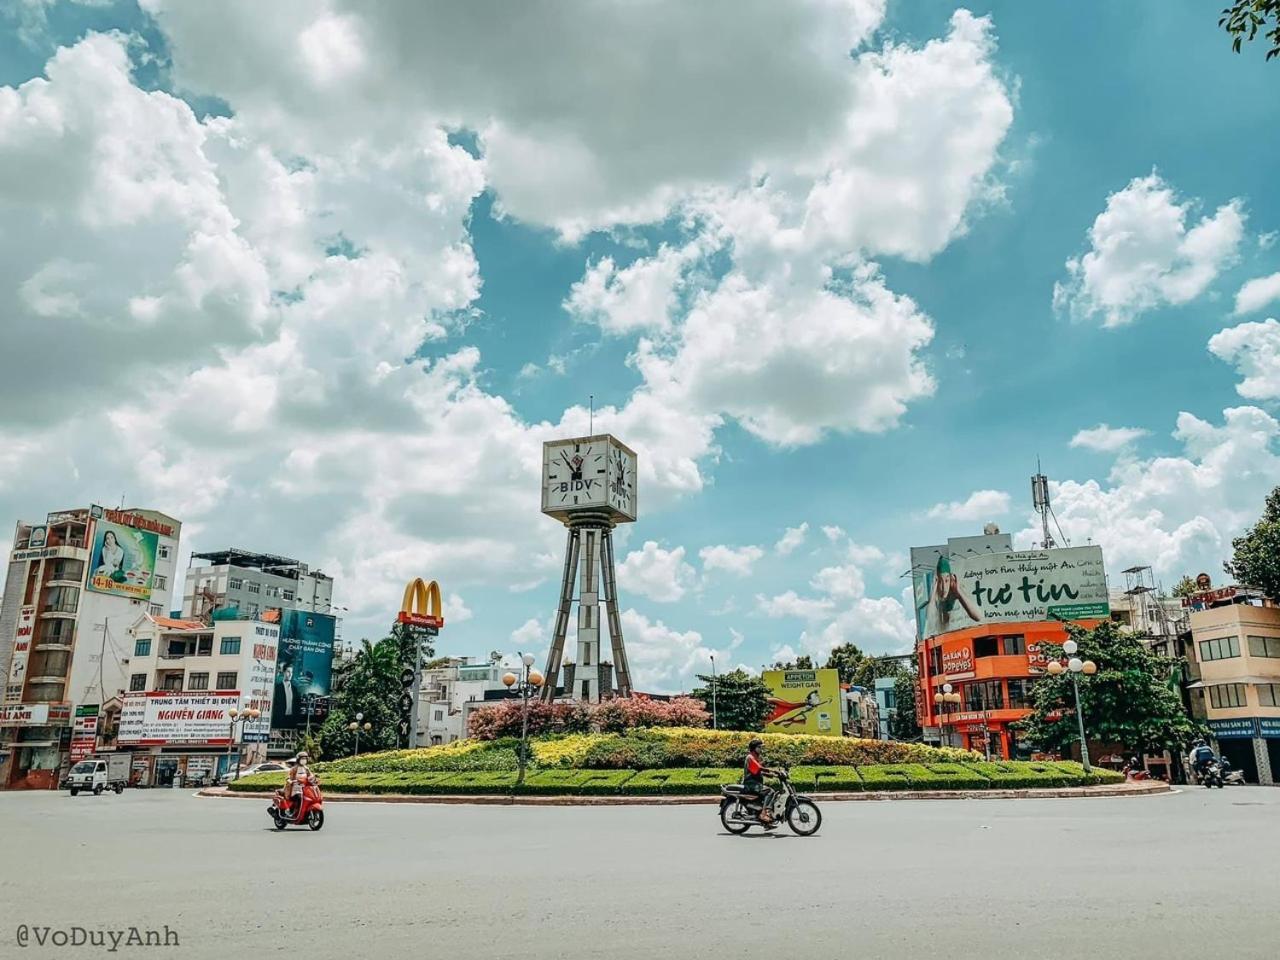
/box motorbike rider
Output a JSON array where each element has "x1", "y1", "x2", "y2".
[
  {"x1": 284, "y1": 753, "x2": 311, "y2": 819},
  {"x1": 742, "y1": 738, "x2": 779, "y2": 826},
  {"x1": 1188, "y1": 739, "x2": 1215, "y2": 781}
]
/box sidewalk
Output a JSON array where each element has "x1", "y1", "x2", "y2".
[{"x1": 201, "y1": 779, "x2": 1170, "y2": 805}]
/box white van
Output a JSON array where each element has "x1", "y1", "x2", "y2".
[{"x1": 68, "y1": 754, "x2": 129, "y2": 795}]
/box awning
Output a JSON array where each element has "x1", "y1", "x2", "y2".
[{"x1": 1187, "y1": 676, "x2": 1279, "y2": 688}]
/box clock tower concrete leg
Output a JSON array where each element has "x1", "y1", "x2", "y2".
[
  {"x1": 540, "y1": 527, "x2": 580, "y2": 702},
  {"x1": 601, "y1": 527, "x2": 632, "y2": 698},
  {"x1": 575, "y1": 528, "x2": 602, "y2": 703}
]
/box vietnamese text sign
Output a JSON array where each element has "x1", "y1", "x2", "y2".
[
  {"x1": 761, "y1": 669, "x2": 842, "y2": 737},
  {"x1": 917, "y1": 546, "x2": 1109, "y2": 639},
  {"x1": 118, "y1": 692, "x2": 239, "y2": 745},
  {"x1": 272, "y1": 611, "x2": 335, "y2": 730},
  {"x1": 5, "y1": 605, "x2": 35, "y2": 702},
  {"x1": 1207, "y1": 717, "x2": 1258, "y2": 739},
  {"x1": 242, "y1": 623, "x2": 279, "y2": 742}
]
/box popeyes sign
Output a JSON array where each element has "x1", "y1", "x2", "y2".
[{"x1": 940, "y1": 640, "x2": 974, "y2": 679}]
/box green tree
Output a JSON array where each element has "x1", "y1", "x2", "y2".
[
  {"x1": 824, "y1": 643, "x2": 865, "y2": 684},
  {"x1": 1019, "y1": 620, "x2": 1201, "y2": 755},
  {"x1": 1225, "y1": 486, "x2": 1280, "y2": 599},
  {"x1": 315, "y1": 624, "x2": 432, "y2": 759},
  {"x1": 1220, "y1": 1, "x2": 1280, "y2": 60},
  {"x1": 772, "y1": 654, "x2": 814, "y2": 670},
  {"x1": 1171, "y1": 575, "x2": 1199, "y2": 598},
  {"x1": 691, "y1": 669, "x2": 770, "y2": 731},
  {"x1": 889, "y1": 672, "x2": 922, "y2": 740}
]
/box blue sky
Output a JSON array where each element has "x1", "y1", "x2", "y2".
[{"x1": 3, "y1": 1, "x2": 1280, "y2": 690}]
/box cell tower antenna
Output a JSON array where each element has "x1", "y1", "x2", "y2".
[
  {"x1": 589, "y1": 394, "x2": 594, "y2": 435},
  {"x1": 1032, "y1": 459, "x2": 1069, "y2": 549}
]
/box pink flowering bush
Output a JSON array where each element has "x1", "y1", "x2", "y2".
[{"x1": 467, "y1": 695, "x2": 709, "y2": 740}]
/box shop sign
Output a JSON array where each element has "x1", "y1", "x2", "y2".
[
  {"x1": 1207, "y1": 717, "x2": 1258, "y2": 739},
  {"x1": 940, "y1": 641, "x2": 974, "y2": 680},
  {"x1": 1026, "y1": 642, "x2": 1050, "y2": 675},
  {"x1": 1258, "y1": 718, "x2": 1280, "y2": 739},
  {"x1": 0, "y1": 703, "x2": 73, "y2": 726}
]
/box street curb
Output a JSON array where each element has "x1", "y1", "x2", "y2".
[{"x1": 199, "y1": 780, "x2": 1169, "y2": 805}]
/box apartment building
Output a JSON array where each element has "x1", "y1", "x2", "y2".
[
  {"x1": 182, "y1": 548, "x2": 334, "y2": 621},
  {"x1": 419, "y1": 657, "x2": 515, "y2": 745},
  {"x1": 0, "y1": 506, "x2": 181, "y2": 789}
]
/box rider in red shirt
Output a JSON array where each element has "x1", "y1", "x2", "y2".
[{"x1": 743, "y1": 739, "x2": 778, "y2": 826}]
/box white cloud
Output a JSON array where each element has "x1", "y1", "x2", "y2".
[
  {"x1": 797, "y1": 595, "x2": 916, "y2": 658},
  {"x1": 756, "y1": 590, "x2": 836, "y2": 621},
  {"x1": 699, "y1": 544, "x2": 765, "y2": 577},
  {"x1": 821, "y1": 525, "x2": 846, "y2": 543},
  {"x1": 926, "y1": 489, "x2": 1011, "y2": 521},
  {"x1": 564, "y1": 242, "x2": 699, "y2": 335},
  {"x1": 774, "y1": 523, "x2": 809, "y2": 556},
  {"x1": 1070, "y1": 424, "x2": 1150, "y2": 453},
  {"x1": 846, "y1": 542, "x2": 887, "y2": 567},
  {"x1": 509, "y1": 617, "x2": 544, "y2": 649},
  {"x1": 1209, "y1": 318, "x2": 1280, "y2": 401},
  {"x1": 1234, "y1": 271, "x2": 1280, "y2": 315},
  {"x1": 1015, "y1": 406, "x2": 1280, "y2": 583},
  {"x1": 809, "y1": 564, "x2": 867, "y2": 600},
  {"x1": 617, "y1": 541, "x2": 697, "y2": 603},
  {"x1": 1053, "y1": 173, "x2": 1245, "y2": 328},
  {"x1": 620, "y1": 608, "x2": 742, "y2": 692}
]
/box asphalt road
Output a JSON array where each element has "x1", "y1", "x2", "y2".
[{"x1": 1, "y1": 785, "x2": 1276, "y2": 959}]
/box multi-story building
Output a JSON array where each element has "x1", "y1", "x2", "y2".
[
  {"x1": 874, "y1": 676, "x2": 897, "y2": 740},
  {"x1": 842, "y1": 685, "x2": 880, "y2": 739},
  {"x1": 419, "y1": 657, "x2": 515, "y2": 745},
  {"x1": 181, "y1": 548, "x2": 334, "y2": 621},
  {"x1": 1183, "y1": 590, "x2": 1280, "y2": 784},
  {"x1": 0, "y1": 506, "x2": 181, "y2": 789},
  {"x1": 118, "y1": 613, "x2": 280, "y2": 786}
]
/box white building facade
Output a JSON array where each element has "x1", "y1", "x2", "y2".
[
  {"x1": 419, "y1": 658, "x2": 516, "y2": 745},
  {"x1": 182, "y1": 548, "x2": 334, "y2": 621},
  {"x1": 0, "y1": 506, "x2": 181, "y2": 789}
]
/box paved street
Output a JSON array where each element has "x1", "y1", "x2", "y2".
[{"x1": 2, "y1": 786, "x2": 1277, "y2": 959}]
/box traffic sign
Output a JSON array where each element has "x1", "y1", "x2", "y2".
[
  {"x1": 398, "y1": 693, "x2": 414, "y2": 714},
  {"x1": 400, "y1": 668, "x2": 416, "y2": 686}
]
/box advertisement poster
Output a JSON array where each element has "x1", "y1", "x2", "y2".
[
  {"x1": 117, "y1": 692, "x2": 238, "y2": 745},
  {"x1": 70, "y1": 705, "x2": 99, "y2": 762},
  {"x1": 86, "y1": 519, "x2": 158, "y2": 601},
  {"x1": 272, "y1": 611, "x2": 335, "y2": 730},
  {"x1": 242, "y1": 622, "x2": 279, "y2": 742},
  {"x1": 915, "y1": 546, "x2": 1109, "y2": 639},
  {"x1": 0, "y1": 703, "x2": 70, "y2": 726},
  {"x1": 761, "y1": 669, "x2": 842, "y2": 737},
  {"x1": 5, "y1": 605, "x2": 36, "y2": 702}
]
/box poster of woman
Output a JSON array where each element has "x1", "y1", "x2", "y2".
[{"x1": 86, "y1": 520, "x2": 158, "y2": 601}]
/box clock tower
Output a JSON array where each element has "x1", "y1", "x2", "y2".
[{"x1": 539, "y1": 434, "x2": 637, "y2": 702}]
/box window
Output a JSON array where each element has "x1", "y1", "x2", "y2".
[
  {"x1": 1209, "y1": 684, "x2": 1247, "y2": 709},
  {"x1": 196, "y1": 636, "x2": 212, "y2": 656},
  {"x1": 264, "y1": 585, "x2": 280, "y2": 598},
  {"x1": 1199, "y1": 636, "x2": 1240, "y2": 662},
  {"x1": 220, "y1": 637, "x2": 241, "y2": 656},
  {"x1": 187, "y1": 672, "x2": 209, "y2": 691},
  {"x1": 966, "y1": 679, "x2": 1004, "y2": 712},
  {"x1": 246, "y1": 581, "x2": 261, "y2": 595},
  {"x1": 282, "y1": 589, "x2": 294, "y2": 601},
  {"x1": 158, "y1": 545, "x2": 170, "y2": 559},
  {"x1": 1002, "y1": 635, "x2": 1026, "y2": 656},
  {"x1": 929, "y1": 646, "x2": 943, "y2": 676},
  {"x1": 974, "y1": 636, "x2": 999, "y2": 658},
  {"x1": 884, "y1": 690, "x2": 897, "y2": 711},
  {"x1": 216, "y1": 672, "x2": 237, "y2": 690},
  {"x1": 433, "y1": 710, "x2": 444, "y2": 721},
  {"x1": 1248, "y1": 635, "x2": 1280, "y2": 659},
  {"x1": 149, "y1": 603, "x2": 163, "y2": 616},
  {"x1": 129, "y1": 674, "x2": 147, "y2": 692},
  {"x1": 1258, "y1": 684, "x2": 1280, "y2": 707},
  {"x1": 154, "y1": 575, "x2": 167, "y2": 590},
  {"x1": 134, "y1": 639, "x2": 152, "y2": 657},
  {"x1": 1007, "y1": 679, "x2": 1034, "y2": 710},
  {"x1": 229, "y1": 577, "x2": 244, "y2": 591},
  {"x1": 161, "y1": 674, "x2": 182, "y2": 692},
  {"x1": 245, "y1": 603, "x2": 259, "y2": 618}
]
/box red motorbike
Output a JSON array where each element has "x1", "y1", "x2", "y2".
[{"x1": 269, "y1": 775, "x2": 325, "y2": 831}]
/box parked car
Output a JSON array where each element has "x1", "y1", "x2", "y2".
[{"x1": 218, "y1": 761, "x2": 288, "y2": 784}]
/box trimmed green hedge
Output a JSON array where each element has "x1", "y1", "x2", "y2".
[{"x1": 227, "y1": 761, "x2": 1122, "y2": 795}]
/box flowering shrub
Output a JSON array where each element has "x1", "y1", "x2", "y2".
[
  {"x1": 531, "y1": 734, "x2": 596, "y2": 769},
  {"x1": 325, "y1": 738, "x2": 520, "y2": 773},
  {"x1": 466, "y1": 696, "x2": 709, "y2": 740}
]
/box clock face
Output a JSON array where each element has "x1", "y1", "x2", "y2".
[
  {"x1": 544, "y1": 440, "x2": 607, "y2": 509},
  {"x1": 607, "y1": 446, "x2": 637, "y2": 518}
]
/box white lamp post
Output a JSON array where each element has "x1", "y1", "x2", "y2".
[
  {"x1": 502, "y1": 652, "x2": 544, "y2": 786},
  {"x1": 1059, "y1": 639, "x2": 1096, "y2": 773},
  {"x1": 348, "y1": 711, "x2": 372, "y2": 756}
]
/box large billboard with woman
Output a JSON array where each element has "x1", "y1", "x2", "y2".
[
  {"x1": 271, "y1": 610, "x2": 336, "y2": 730},
  {"x1": 86, "y1": 519, "x2": 158, "y2": 601}
]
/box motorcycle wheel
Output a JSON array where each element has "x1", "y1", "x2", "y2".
[
  {"x1": 93, "y1": 784, "x2": 104, "y2": 795},
  {"x1": 114, "y1": 784, "x2": 124, "y2": 795},
  {"x1": 307, "y1": 809, "x2": 324, "y2": 831},
  {"x1": 719, "y1": 799, "x2": 750, "y2": 835},
  {"x1": 272, "y1": 812, "x2": 288, "y2": 830},
  {"x1": 786, "y1": 799, "x2": 822, "y2": 837}
]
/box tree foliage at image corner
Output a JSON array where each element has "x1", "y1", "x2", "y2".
[{"x1": 1220, "y1": 1, "x2": 1280, "y2": 60}]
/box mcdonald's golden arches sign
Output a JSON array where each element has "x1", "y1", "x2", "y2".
[{"x1": 398, "y1": 578, "x2": 444, "y2": 629}]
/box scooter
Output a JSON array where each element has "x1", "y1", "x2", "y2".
[
  {"x1": 1199, "y1": 760, "x2": 1226, "y2": 789},
  {"x1": 1219, "y1": 759, "x2": 1247, "y2": 786},
  {"x1": 269, "y1": 775, "x2": 325, "y2": 830},
  {"x1": 719, "y1": 767, "x2": 822, "y2": 837}
]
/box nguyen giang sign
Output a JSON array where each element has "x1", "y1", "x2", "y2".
[
  {"x1": 118, "y1": 693, "x2": 239, "y2": 745},
  {"x1": 916, "y1": 546, "x2": 1109, "y2": 639}
]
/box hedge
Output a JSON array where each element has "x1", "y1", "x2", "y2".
[{"x1": 226, "y1": 761, "x2": 1122, "y2": 796}]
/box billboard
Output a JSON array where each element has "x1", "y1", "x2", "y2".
[
  {"x1": 272, "y1": 610, "x2": 336, "y2": 730},
  {"x1": 914, "y1": 546, "x2": 1109, "y2": 640},
  {"x1": 118, "y1": 692, "x2": 238, "y2": 745},
  {"x1": 761, "y1": 668, "x2": 842, "y2": 737},
  {"x1": 242, "y1": 622, "x2": 279, "y2": 742},
  {"x1": 5, "y1": 605, "x2": 35, "y2": 703},
  {"x1": 86, "y1": 519, "x2": 158, "y2": 601}
]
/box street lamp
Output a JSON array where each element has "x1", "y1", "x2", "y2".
[
  {"x1": 348, "y1": 712, "x2": 372, "y2": 756},
  {"x1": 709, "y1": 653, "x2": 718, "y2": 730},
  {"x1": 932, "y1": 683, "x2": 961, "y2": 748},
  {"x1": 225, "y1": 707, "x2": 261, "y2": 783},
  {"x1": 502, "y1": 652, "x2": 544, "y2": 786},
  {"x1": 1047, "y1": 639, "x2": 1096, "y2": 772}
]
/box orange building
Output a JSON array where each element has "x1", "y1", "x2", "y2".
[{"x1": 917, "y1": 619, "x2": 1103, "y2": 759}]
